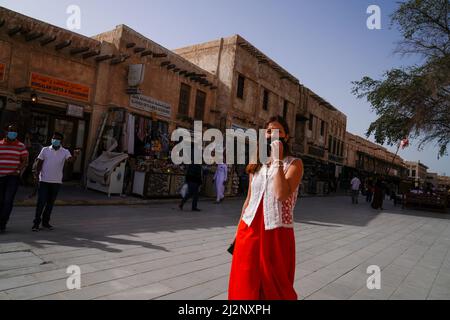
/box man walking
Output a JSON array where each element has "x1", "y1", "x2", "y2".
[
  {"x1": 0, "y1": 124, "x2": 29, "y2": 233},
  {"x1": 32, "y1": 132, "x2": 79, "y2": 231},
  {"x1": 350, "y1": 174, "x2": 361, "y2": 204},
  {"x1": 179, "y1": 163, "x2": 203, "y2": 212}
]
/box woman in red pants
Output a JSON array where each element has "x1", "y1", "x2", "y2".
[{"x1": 228, "y1": 115, "x2": 304, "y2": 300}]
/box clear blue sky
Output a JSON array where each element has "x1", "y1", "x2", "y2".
[{"x1": 1, "y1": 0, "x2": 448, "y2": 174}]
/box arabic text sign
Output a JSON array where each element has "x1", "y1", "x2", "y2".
[
  {"x1": 30, "y1": 72, "x2": 90, "y2": 102},
  {"x1": 130, "y1": 94, "x2": 171, "y2": 118}
]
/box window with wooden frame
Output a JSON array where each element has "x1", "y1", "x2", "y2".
[
  {"x1": 178, "y1": 83, "x2": 191, "y2": 116},
  {"x1": 194, "y1": 90, "x2": 206, "y2": 121},
  {"x1": 262, "y1": 89, "x2": 269, "y2": 111},
  {"x1": 237, "y1": 74, "x2": 245, "y2": 99}
]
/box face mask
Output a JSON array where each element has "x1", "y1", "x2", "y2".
[
  {"x1": 6, "y1": 132, "x2": 18, "y2": 141},
  {"x1": 51, "y1": 139, "x2": 61, "y2": 148}
]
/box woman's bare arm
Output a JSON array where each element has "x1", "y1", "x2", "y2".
[{"x1": 273, "y1": 159, "x2": 303, "y2": 202}]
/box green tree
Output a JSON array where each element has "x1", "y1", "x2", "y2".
[{"x1": 353, "y1": 0, "x2": 450, "y2": 156}]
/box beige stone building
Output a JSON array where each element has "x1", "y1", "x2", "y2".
[
  {"x1": 0, "y1": 6, "x2": 436, "y2": 197},
  {"x1": 0, "y1": 7, "x2": 107, "y2": 180},
  {"x1": 91, "y1": 25, "x2": 218, "y2": 158},
  {"x1": 406, "y1": 161, "x2": 429, "y2": 187},
  {"x1": 345, "y1": 132, "x2": 407, "y2": 178},
  {"x1": 437, "y1": 175, "x2": 450, "y2": 189},
  {"x1": 295, "y1": 86, "x2": 347, "y2": 193},
  {"x1": 174, "y1": 35, "x2": 300, "y2": 142},
  {"x1": 0, "y1": 8, "x2": 219, "y2": 196}
]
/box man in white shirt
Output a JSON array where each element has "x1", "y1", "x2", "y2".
[
  {"x1": 32, "y1": 132, "x2": 80, "y2": 231},
  {"x1": 350, "y1": 175, "x2": 361, "y2": 204}
]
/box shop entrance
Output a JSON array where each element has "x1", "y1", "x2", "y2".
[{"x1": 0, "y1": 101, "x2": 90, "y2": 183}]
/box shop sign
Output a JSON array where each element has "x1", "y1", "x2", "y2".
[
  {"x1": 66, "y1": 104, "x2": 84, "y2": 118},
  {"x1": 130, "y1": 94, "x2": 171, "y2": 118},
  {"x1": 0, "y1": 62, "x2": 5, "y2": 82},
  {"x1": 29, "y1": 72, "x2": 90, "y2": 102}
]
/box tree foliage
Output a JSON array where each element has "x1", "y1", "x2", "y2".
[{"x1": 353, "y1": 0, "x2": 450, "y2": 156}]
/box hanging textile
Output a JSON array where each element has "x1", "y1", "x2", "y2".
[{"x1": 127, "y1": 114, "x2": 135, "y2": 155}]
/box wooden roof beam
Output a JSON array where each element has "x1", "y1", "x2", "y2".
[
  {"x1": 40, "y1": 35, "x2": 57, "y2": 46},
  {"x1": 70, "y1": 47, "x2": 90, "y2": 55},
  {"x1": 153, "y1": 53, "x2": 168, "y2": 58},
  {"x1": 110, "y1": 54, "x2": 130, "y2": 65},
  {"x1": 126, "y1": 42, "x2": 136, "y2": 49},
  {"x1": 25, "y1": 32, "x2": 44, "y2": 42},
  {"x1": 160, "y1": 61, "x2": 171, "y2": 67},
  {"x1": 141, "y1": 50, "x2": 153, "y2": 57},
  {"x1": 82, "y1": 50, "x2": 100, "y2": 59},
  {"x1": 95, "y1": 54, "x2": 115, "y2": 62},
  {"x1": 8, "y1": 25, "x2": 22, "y2": 36},
  {"x1": 134, "y1": 47, "x2": 145, "y2": 53}
]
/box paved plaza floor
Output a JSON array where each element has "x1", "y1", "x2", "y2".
[{"x1": 1, "y1": 195, "x2": 450, "y2": 300}]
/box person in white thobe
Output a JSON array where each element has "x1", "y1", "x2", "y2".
[{"x1": 214, "y1": 163, "x2": 228, "y2": 203}]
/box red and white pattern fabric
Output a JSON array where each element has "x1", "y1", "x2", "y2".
[
  {"x1": 0, "y1": 139, "x2": 28, "y2": 176},
  {"x1": 242, "y1": 156, "x2": 303, "y2": 230}
]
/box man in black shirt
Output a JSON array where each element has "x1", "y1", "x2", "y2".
[{"x1": 179, "y1": 164, "x2": 203, "y2": 212}]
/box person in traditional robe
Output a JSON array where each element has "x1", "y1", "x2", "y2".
[{"x1": 213, "y1": 163, "x2": 228, "y2": 203}]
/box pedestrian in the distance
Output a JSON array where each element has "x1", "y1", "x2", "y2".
[
  {"x1": 371, "y1": 179, "x2": 385, "y2": 210},
  {"x1": 366, "y1": 179, "x2": 374, "y2": 203},
  {"x1": 0, "y1": 124, "x2": 29, "y2": 233},
  {"x1": 350, "y1": 174, "x2": 361, "y2": 204},
  {"x1": 179, "y1": 163, "x2": 203, "y2": 212},
  {"x1": 32, "y1": 132, "x2": 80, "y2": 231}
]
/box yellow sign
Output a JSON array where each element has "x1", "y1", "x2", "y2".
[
  {"x1": 30, "y1": 72, "x2": 90, "y2": 102},
  {"x1": 0, "y1": 63, "x2": 5, "y2": 82}
]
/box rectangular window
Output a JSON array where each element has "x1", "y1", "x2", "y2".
[
  {"x1": 283, "y1": 100, "x2": 289, "y2": 119},
  {"x1": 320, "y1": 120, "x2": 325, "y2": 136},
  {"x1": 262, "y1": 89, "x2": 269, "y2": 111},
  {"x1": 194, "y1": 90, "x2": 206, "y2": 120},
  {"x1": 332, "y1": 138, "x2": 337, "y2": 155},
  {"x1": 237, "y1": 74, "x2": 245, "y2": 99},
  {"x1": 328, "y1": 135, "x2": 332, "y2": 152},
  {"x1": 412, "y1": 170, "x2": 416, "y2": 177},
  {"x1": 178, "y1": 83, "x2": 191, "y2": 116}
]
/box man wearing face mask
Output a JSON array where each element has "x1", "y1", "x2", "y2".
[
  {"x1": 0, "y1": 124, "x2": 29, "y2": 233},
  {"x1": 32, "y1": 132, "x2": 80, "y2": 231}
]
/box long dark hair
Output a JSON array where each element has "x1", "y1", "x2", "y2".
[{"x1": 246, "y1": 115, "x2": 292, "y2": 174}]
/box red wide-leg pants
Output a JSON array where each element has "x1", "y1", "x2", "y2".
[{"x1": 228, "y1": 199, "x2": 297, "y2": 300}]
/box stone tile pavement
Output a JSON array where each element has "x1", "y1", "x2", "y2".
[{"x1": 1, "y1": 195, "x2": 449, "y2": 300}]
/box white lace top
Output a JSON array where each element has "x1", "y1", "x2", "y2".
[{"x1": 242, "y1": 156, "x2": 301, "y2": 230}]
